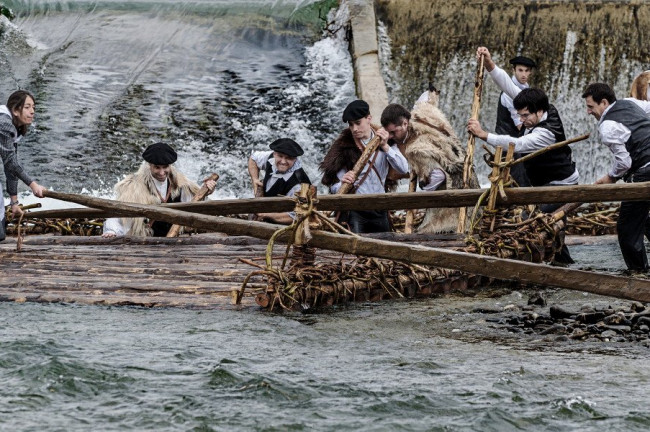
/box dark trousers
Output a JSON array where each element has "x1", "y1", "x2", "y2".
[
  {"x1": 618, "y1": 168, "x2": 650, "y2": 271},
  {"x1": 347, "y1": 210, "x2": 390, "y2": 234}
]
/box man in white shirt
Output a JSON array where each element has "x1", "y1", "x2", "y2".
[
  {"x1": 582, "y1": 82, "x2": 650, "y2": 272},
  {"x1": 320, "y1": 100, "x2": 409, "y2": 233},
  {"x1": 102, "y1": 142, "x2": 216, "y2": 237},
  {"x1": 494, "y1": 55, "x2": 537, "y2": 187},
  {"x1": 467, "y1": 46, "x2": 578, "y2": 263},
  {"x1": 248, "y1": 138, "x2": 311, "y2": 224}
]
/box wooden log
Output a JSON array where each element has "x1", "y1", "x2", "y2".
[
  {"x1": 458, "y1": 53, "x2": 485, "y2": 233},
  {"x1": 337, "y1": 134, "x2": 382, "y2": 195},
  {"x1": 40, "y1": 190, "x2": 650, "y2": 303},
  {"x1": 26, "y1": 182, "x2": 650, "y2": 220},
  {"x1": 167, "y1": 173, "x2": 219, "y2": 237}
]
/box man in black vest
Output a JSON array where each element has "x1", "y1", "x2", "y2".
[
  {"x1": 468, "y1": 46, "x2": 578, "y2": 263},
  {"x1": 495, "y1": 56, "x2": 537, "y2": 187},
  {"x1": 582, "y1": 82, "x2": 650, "y2": 272},
  {"x1": 248, "y1": 138, "x2": 311, "y2": 224}
]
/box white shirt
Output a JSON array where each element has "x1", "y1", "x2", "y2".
[
  {"x1": 598, "y1": 98, "x2": 650, "y2": 178},
  {"x1": 103, "y1": 177, "x2": 193, "y2": 236},
  {"x1": 420, "y1": 169, "x2": 446, "y2": 191},
  {"x1": 329, "y1": 131, "x2": 409, "y2": 194},
  {"x1": 485, "y1": 65, "x2": 579, "y2": 185},
  {"x1": 250, "y1": 150, "x2": 303, "y2": 199},
  {"x1": 500, "y1": 75, "x2": 529, "y2": 128}
]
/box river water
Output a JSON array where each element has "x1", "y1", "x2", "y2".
[{"x1": 1, "y1": 1, "x2": 649, "y2": 430}]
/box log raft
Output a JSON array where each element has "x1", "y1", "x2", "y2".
[{"x1": 0, "y1": 231, "x2": 470, "y2": 309}]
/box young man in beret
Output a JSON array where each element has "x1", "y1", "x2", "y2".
[
  {"x1": 102, "y1": 142, "x2": 216, "y2": 237},
  {"x1": 494, "y1": 55, "x2": 537, "y2": 186},
  {"x1": 467, "y1": 46, "x2": 578, "y2": 264},
  {"x1": 248, "y1": 137, "x2": 311, "y2": 224},
  {"x1": 320, "y1": 99, "x2": 409, "y2": 233}
]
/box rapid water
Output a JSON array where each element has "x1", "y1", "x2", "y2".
[
  {"x1": 1, "y1": 2, "x2": 649, "y2": 430},
  {"x1": 0, "y1": 0, "x2": 351, "y2": 202}
]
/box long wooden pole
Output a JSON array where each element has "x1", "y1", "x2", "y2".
[
  {"x1": 506, "y1": 133, "x2": 590, "y2": 167},
  {"x1": 38, "y1": 190, "x2": 650, "y2": 303},
  {"x1": 458, "y1": 54, "x2": 485, "y2": 233},
  {"x1": 167, "y1": 173, "x2": 219, "y2": 237},
  {"x1": 28, "y1": 182, "x2": 650, "y2": 219},
  {"x1": 337, "y1": 134, "x2": 382, "y2": 195}
]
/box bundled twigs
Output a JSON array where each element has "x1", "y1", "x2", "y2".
[
  {"x1": 4, "y1": 207, "x2": 104, "y2": 237},
  {"x1": 238, "y1": 184, "x2": 473, "y2": 311},
  {"x1": 566, "y1": 202, "x2": 619, "y2": 235}
]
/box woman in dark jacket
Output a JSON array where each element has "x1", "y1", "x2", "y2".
[{"x1": 1, "y1": 90, "x2": 46, "y2": 240}]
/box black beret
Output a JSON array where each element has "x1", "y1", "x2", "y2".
[
  {"x1": 142, "y1": 142, "x2": 177, "y2": 165},
  {"x1": 269, "y1": 138, "x2": 304, "y2": 157},
  {"x1": 509, "y1": 56, "x2": 537, "y2": 68},
  {"x1": 342, "y1": 99, "x2": 370, "y2": 122}
]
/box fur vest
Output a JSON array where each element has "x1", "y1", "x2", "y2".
[
  {"x1": 320, "y1": 125, "x2": 382, "y2": 187},
  {"x1": 115, "y1": 162, "x2": 200, "y2": 237},
  {"x1": 406, "y1": 91, "x2": 478, "y2": 233}
]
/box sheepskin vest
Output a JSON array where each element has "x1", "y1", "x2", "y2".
[
  {"x1": 405, "y1": 91, "x2": 478, "y2": 233},
  {"x1": 114, "y1": 162, "x2": 200, "y2": 237}
]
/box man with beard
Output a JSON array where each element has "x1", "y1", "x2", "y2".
[
  {"x1": 320, "y1": 99, "x2": 408, "y2": 233},
  {"x1": 380, "y1": 90, "x2": 472, "y2": 233},
  {"x1": 102, "y1": 142, "x2": 216, "y2": 237}
]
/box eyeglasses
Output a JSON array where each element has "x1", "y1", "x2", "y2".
[{"x1": 518, "y1": 111, "x2": 534, "y2": 120}]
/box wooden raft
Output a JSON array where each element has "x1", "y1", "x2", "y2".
[{"x1": 0, "y1": 232, "x2": 468, "y2": 309}]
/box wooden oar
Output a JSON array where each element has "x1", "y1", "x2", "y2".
[
  {"x1": 458, "y1": 53, "x2": 485, "y2": 233},
  {"x1": 337, "y1": 134, "x2": 382, "y2": 195},
  {"x1": 166, "y1": 173, "x2": 219, "y2": 237},
  {"x1": 39, "y1": 190, "x2": 650, "y2": 303},
  {"x1": 29, "y1": 182, "x2": 650, "y2": 219}
]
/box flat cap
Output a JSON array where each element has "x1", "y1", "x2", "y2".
[
  {"x1": 269, "y1": 138, "x2": 304, "y2": 157},
  {"x1": 509, "y1": 56, "x2": 537, "y2": 68},
  {"x1": 342, "y1": 99, "x2": 370, "y2": 122},
  {"x1": 142, "y1": 142, "x2": 177, "y2": 165}
]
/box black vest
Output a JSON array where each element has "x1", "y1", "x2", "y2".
[
  {"x1": 495, "y1": 93, "x2": 520, "y2": 137},
  {"x1": 151, "y1": 184, "x2": 182, "y2": 237},
  {"x1": 262, "y1": 156, "x2": 311, "y2": 197},
  {"x1": 522, "y1": 104, "x2": 575, "y2": 186},
  {"x1": 601, "y1": 99, "x2": 650, "y2": 178}
]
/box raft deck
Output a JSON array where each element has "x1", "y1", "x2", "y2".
[{"x1": 0, "y1": 232, "x2": 467, "y2": 309}]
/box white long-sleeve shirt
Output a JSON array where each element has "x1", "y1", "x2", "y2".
[
  {"x1": 484, "y1": 65, "x2": 579, "y2": 185},
  {"x1": 500, "y1": 75, "x2": 529, "y2": 129},
  {"x1": 329, "y1": 131, "x2": 409, "y2": 194},
  {"x1": 598, "y1": 98, "x2": 650, "y2": 178},
  {"x1": 103, "y1": 177, "x2": 193, "y2": 236}
]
